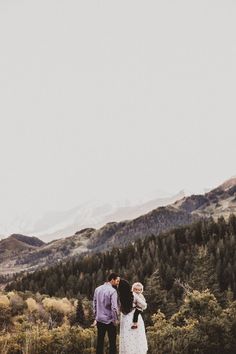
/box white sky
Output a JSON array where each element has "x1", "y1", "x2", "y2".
[{"x1": 0, "y1": 0, "x2": 236, "y2": 221}]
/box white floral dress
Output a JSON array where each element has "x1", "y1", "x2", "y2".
[{"x1": 119, "y1": 309, "x2": 148, "y2": 354}]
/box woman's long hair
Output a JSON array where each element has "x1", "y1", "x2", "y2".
[{"x1": 118, "y1": 279, "x2": 134, "y2": 315}]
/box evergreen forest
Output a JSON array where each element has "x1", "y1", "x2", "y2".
[{"x1": 2, "y1": 215, "x2": 236, "y2": 353}]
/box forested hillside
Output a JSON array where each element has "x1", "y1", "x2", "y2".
[
  {"x1": 3, "y1": 214, "x2": 236, "y2": 353},
  {"x1": 8, "y1": 215, "x2": 236, "y2": 318}
]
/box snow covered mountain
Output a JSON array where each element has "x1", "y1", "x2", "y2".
[{"x1": 0, "y1": 191, "x2": 186, "y2": 242}]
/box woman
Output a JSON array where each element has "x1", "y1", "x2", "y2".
[{"x1": 118, "y1": 279, "x2": 148, "y2": 354}]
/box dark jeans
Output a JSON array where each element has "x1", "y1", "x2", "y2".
[
  {"x1": 96, "y1": 321, "x2": 117, "y2": 354},
  {"x1": 133, "y1": 308, "x2": 142, "y2": 323}
]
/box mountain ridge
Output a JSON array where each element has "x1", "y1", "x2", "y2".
[
  {"x1": 1, "y1": 177, "x2": 236, "y2": 277},
  {"x1": 0, "y1": 191, "x2": 186, "y2": 242}
]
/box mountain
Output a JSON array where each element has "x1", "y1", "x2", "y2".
[
  {"x1": 9, "y1": 234, "x2": 45, "y2": 247},
  {"x1": 0, "y1": 206, "x2": 191, "y2": 276},
  {"x1": 0, "y1": 191, "x2": 185, "y2": 242},
  {"x1": 175, "y1": 177, "x2": 236, "y2": 218},
  {"x1": 26, "y1": 191, "x2": 186, "y2": 241},
  {"x1": 0, "y1": 234, "x2": 44, "y2": 255},
  {"x1": 0, "y1": 229, "x2": 92, "y2": 276},
  {"x1": 87, "y1": 206, "x2": 194, "y2": 250},
  {"x1": 0, "y1": 234, "x2": 45, "y2": 274},
  {"x1": 1, "y1": 177, "x2": 236, "y2": 277}
]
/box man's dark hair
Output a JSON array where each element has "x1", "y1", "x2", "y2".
[{"x1": 108, "y1": 272, "x2": 119, "y2": 281}]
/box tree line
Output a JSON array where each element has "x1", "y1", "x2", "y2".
[{"x1": 7, "y1": 215, "x2": 236, "y2": 318}]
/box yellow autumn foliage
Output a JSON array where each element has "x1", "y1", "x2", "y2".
[
  {"x1": 0, "y1": 294, "x2": 10, "y2": 307},
  {"x1": 26, "y1": 297, "x2": 39, "y2": 312},
  {"x1": 42, "y1": 297, "x2": 74, "y2": 315}
]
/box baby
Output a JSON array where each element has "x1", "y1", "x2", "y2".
[{"x1": 131, "y1": 282, "x2": 147, "y2": 329}]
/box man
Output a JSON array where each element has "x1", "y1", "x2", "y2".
[{"x1": 93, "y1": 273, "x2": 120, "y2": 354}]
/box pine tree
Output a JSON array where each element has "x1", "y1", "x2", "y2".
[{"x1": 76, "y1": 298, "x2": 85, "y2": 327}]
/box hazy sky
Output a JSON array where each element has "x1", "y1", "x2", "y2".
[{"x1": 0, "y1": 0, "x2": 236, "y2": 221}]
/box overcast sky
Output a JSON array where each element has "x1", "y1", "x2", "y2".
[{"x1": 0, "y1": 0, "x2": 236, "y2": 223}]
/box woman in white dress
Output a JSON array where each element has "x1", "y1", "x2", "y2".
[{"x1": 118, "y1": 279, "x2": 148, "y2": 354}]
